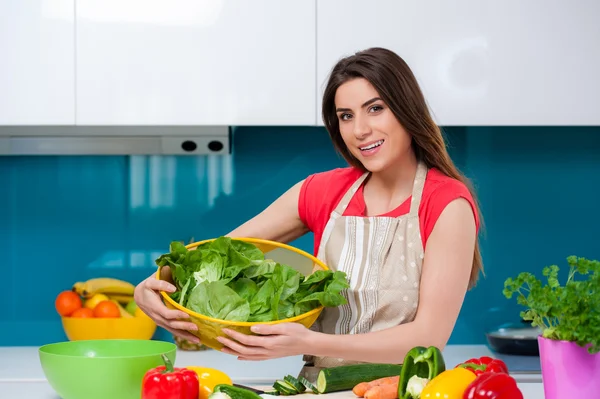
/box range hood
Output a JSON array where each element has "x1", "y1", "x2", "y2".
[{"x1": 0, "y1": 126, "x2": 231, "y2": 155}]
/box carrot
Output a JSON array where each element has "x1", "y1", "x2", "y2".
[
  {"x1": 353, "y1": 382, "x2": 371, "y2": 397},
  {"x1": 364, "y1": 382, "x2": 399, "y2": 399},
  {"x1": 353, "y1": 376, "x2": 399, "y2": 397}
]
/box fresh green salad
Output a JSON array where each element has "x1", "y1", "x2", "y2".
[{"x1": 155, "y1": 236, "x2": 349, "y2": 322}]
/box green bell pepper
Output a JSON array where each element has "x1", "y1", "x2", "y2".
[{"x1": 398, "y1": 346, "x2": 446, "y2": 399}]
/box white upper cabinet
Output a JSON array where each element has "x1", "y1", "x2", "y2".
[
  {"x1": 0, "y1": 0, "x2": 75, "y2": 125},
  {"x1": 316, "y1": 0, "x2": 600, "y2": 126},
  {"x1": 76, "y1": 0, "x2": 316, "y2": 126}
]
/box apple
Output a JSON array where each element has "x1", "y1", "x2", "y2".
[{"x1": 125, "y1": 300, "x2": 138, "y2": 316}]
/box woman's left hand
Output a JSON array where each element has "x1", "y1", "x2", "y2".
[{"x1": 217, "y1": 323, "x2": 314, "y2": 361}]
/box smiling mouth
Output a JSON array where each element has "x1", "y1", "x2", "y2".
[{"x1": 359, "y1": 140, "x2": 384, "y2": 151}]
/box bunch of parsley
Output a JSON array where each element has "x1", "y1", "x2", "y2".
[{"x1": 503, "y1": 255, "x2": 600, "y2": 354}]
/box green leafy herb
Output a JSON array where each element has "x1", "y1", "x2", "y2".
[
  {"x1": 503, "y1": 255, "x2": 600, "y2": 354},
  {"x1": 155, "y1": 236, "x2": 350, "y2": 322}
]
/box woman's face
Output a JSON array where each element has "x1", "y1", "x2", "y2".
[{"x1": 335, "y1": 78, "x2": 412, "y2": 173}]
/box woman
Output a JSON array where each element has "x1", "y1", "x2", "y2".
[{"x1": 134, "y1": 47, "x2": 482, "y2": 370}]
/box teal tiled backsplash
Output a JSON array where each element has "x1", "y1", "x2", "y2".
[{"x1": 2, "y1": 126, "x2": 599, "y2": 346}]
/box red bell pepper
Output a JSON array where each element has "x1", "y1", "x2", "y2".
[
  {"x1": 463, "y1": 372, "x2": 523, "y2": 399},
  {"x1": 456, "y1": 356, "x2": 509, "y2": 375},
  {"x1": 142, "y1": 354, "x2": 200, "y2": 399}
]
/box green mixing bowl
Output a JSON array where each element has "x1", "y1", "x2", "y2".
[{"x1": 39, "y1": 339, "x2": 177, "y2": 399}]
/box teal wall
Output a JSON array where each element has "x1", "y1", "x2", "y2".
[{"x1": 1, "y1": 126, "x2": 599, "y2": 346}]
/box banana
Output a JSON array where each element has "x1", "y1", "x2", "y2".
[
  {"x1": 72, "y1": 278, "x2": 135, "y2": 298},
  {"x1": 105, "y1": 293, "x2": 135, "y2": 304}
]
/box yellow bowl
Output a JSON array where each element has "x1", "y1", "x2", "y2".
[
  {"x1": 62, "y1": 313, "x2": 157, "y2": 341},
  {"x1": 157, "y1": 237, "x2": 328, "y2": 350}
]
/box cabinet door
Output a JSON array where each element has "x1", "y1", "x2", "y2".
[
  {"x1": 0, "y1": 0, "x2": 75, "y2": 125},
  {"x1": 317, "y1": 0, "x2": 600, "y2": 126},
  {"x1": 76, "y1": 0, "x2": 316, "y2": 126}
]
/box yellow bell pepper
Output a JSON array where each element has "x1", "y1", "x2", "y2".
[
  {"x1": 185, "y1": 366, "x2": 233, "y2": 399},
  {"x1": 420, "y1": 368, "x2": 477, "y2": 399}
]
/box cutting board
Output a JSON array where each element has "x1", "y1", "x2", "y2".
[
  {"x1": 256, "y1": 386, "x2": 356, "y2": 399},
  {"x1": 254, "y1": 383, "x2": 546, "y2": 399}
]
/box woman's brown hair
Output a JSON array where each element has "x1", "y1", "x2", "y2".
[{"x1": 322, "y1": 47, "x2": 484, "y2": 289}]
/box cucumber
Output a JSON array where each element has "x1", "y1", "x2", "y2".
[
  {"x1": 272, "y1": 375, "x2": 311, "y2": 395},
  {"x1": 298, "y1": 376, "x2": 319, "y2": 394},
  {"x1": 273, "y1": 380, "x2": 298, "y2": 395},
  {"x1": 316, "y1": 363, "x2": 403, "y2": 394},
  {"x1": 212, "y1": 384, "x2": 263, "y2": 399},
  {"x1": 284, "y1": 376, "x2": 306, "y2": 393}
]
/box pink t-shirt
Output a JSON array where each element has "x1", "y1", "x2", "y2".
[{"x1": 298, "y1": 167, "x2": 480, "y2": 256}]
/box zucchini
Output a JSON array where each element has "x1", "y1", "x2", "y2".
[
  {"x1": 212, "y1": 384, "x2": 263, "y2": 399},
  {"x1": 316, "y1": 363, "x2": 403, "y2": 394}
]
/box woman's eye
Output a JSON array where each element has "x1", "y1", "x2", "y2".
[
  {"x1": 369, "y1": 105, "x2": 383, "y2": 113},
  {"x1": 339, "y1": 113, "x2": 352, "y2": 121}
]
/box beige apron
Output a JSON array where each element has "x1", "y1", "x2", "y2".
[{"x1": 300, "y1": 162, "x2": 428, "y2": 382}]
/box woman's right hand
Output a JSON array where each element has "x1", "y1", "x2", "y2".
[{"x1": 133, "y1": 267, "x2": 201, "y2": 343}]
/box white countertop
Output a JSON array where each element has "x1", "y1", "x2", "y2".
[{"x1": 0, "y1": 344, "x2": 544, "y2": 398}]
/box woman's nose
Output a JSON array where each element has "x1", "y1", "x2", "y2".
[{"x1": 353, "y1": 115, "x2": 371, "y2": 138}]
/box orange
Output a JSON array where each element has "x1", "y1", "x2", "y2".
[
  {"x1": 92, "y1": 300, "x2": 121, "y2": 318},
  {"x1": 55, "y1": 291, "x2": 83, "y2": 316},
  {"x1": 70, "y1": 308, "x2": 95, "y2": 318}
]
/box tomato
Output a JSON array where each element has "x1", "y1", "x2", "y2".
[
  {"x1": 55, "y1": 291, "x2": 83, "y2": 316},
  {"x1": 185, "y1": 366, "x2": 233, "y2": 399},
  {"x1": 71, "y1": 308, "x2": 95, "y2": 318},
  {"x1": 92, "y1": 300, "x2": 121, "y2": 318}
]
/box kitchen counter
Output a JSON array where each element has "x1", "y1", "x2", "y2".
[
  {"x1": 0, "y1": 344, "x2": 544, "y2": 397},
  {"x1": 0, "y1": 344, "x2": 541, "y2": 383}
]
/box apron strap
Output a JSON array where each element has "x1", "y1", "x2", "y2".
[
  {"x1": 408, "y1": 162, "x2": 428, "y2": 218},
  {"x1": 332, "y1": 171, "x2": 370, "y2": 215},
  {"x1": 332, "y1": 162, "x2": 428, "y2": 218}
]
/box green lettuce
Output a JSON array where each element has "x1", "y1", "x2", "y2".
[{"x1": 155, "y1": 236, "x2": 350, "y2": 322}]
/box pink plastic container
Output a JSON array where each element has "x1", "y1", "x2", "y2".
[{"x1": 538, "y1": 336, "x2": 600, "y2": 399}]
